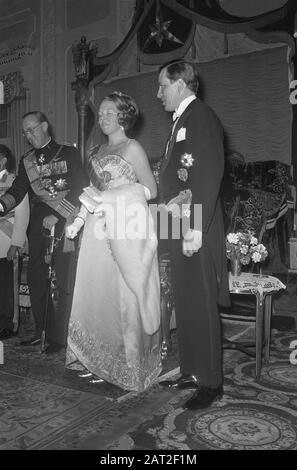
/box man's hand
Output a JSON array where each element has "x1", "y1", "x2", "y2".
[
  {"x1": 0, "y1": 202, "x2": 4, "y2": 214},
  {"x1": 66, "y1": 223, "x2": 79, "y2": 239},
  {"x1": 42, "y1": 214, "x2": 59, "y2": 231},
  {"x1": 182, "y1": 229, "x2": 202, "y2": 257},
  {"x1": 7, "y1": 245, "x2": 19, "y2": 261}
]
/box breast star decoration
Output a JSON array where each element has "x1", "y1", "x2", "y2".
[
  {"x1": 54, "y1": 178, "x2": 67, "y2": 190},
  {"x1": 180, "y1": 153, "x2": 194, "y2": 168}
]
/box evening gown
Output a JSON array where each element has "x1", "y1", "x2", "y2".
[{"x1": 66, "y1": 145, "x2": 162, "y2": 391}]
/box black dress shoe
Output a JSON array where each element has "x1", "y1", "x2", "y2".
[
  {"x1": 0, "y1": 328, "x2": 15, "y2": 340},
  {"x1": 183, "y1": 385, "x2": 223, "y2": 410},
  {"x1": 20, "y1": 336, "x2": 41, "y2": 346},
  {"x1": 45, "y1": 342, "x2": 64, "y2": 354},
  {"x1": 159, "y1": 374, "x2": 200, "y2": 389}
]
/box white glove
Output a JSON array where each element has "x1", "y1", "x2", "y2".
[
  {"x1": 182, "y1": 229, "x2": 202, "y2": 257},
  {"x1": 0, "y1": 203, "x2": 4, "y2": 213},
  {"x1": 142, "y1": 185, "x2": 151, "y2": 200},
  {"x1": 66, "y1": 217, "x2": 85, "y2": 239}
]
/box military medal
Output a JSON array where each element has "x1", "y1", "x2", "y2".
[
  {"x1": 177, "y1": 168, "x2": 188, "y2": 182},
  {"x1": 48, "y1": 186, "x2": 58, "y2": 198},
  {"x1": 35, "y1": 145, "x2": 67, "y2": 198}
]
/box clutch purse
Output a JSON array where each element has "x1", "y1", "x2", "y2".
[
  {"x1": 79, "y1": 186, "x2": 102, "y2": 213},
  {"x1": 166, "y1": 189, "x2": 192, "y2": 218}
]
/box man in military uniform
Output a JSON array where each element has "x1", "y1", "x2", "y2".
[{"x1": 0, "y1": 111, "x2": 84, "y2": 353}]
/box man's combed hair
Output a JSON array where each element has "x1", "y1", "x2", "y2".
[
  {"x1": 22, "y1": 111, "x2": 52, "y2": 137},
  {"x1": 22, "y1": 111, "x2": 49, "y2": 125},
  {"x1": 160, "y1": 60, "x2": 199, "y2": 94},
  {"x1": 105, "y1": 91, "x2": 139, "y2": 132}
]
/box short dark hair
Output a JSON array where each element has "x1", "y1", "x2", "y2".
[
  {"x1": 0, "y1": 144, "x2": 16, "y2": 173},
  {"x1": 104, "y1": 91, "x2": 139, "y2": 132},
  {"x1": 160, "y1": 60, "x2": 199, "y2": 94}
]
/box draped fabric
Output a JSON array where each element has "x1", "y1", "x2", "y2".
[
  {"x1": 8, "y1": 97, "x2": 27, "y2": 167},
  {"x1": 94, "y1": 46, "x2": 291, "y2": 164},
  {"x1": 0, "y1": 71, "x2": 27, "y2": 166},
  {"x1": 200, "y1": 46, "x2": 292, "y2": 164},
  {"x1": 218, "y1": 0, "x2": 288, "y2": 18}
]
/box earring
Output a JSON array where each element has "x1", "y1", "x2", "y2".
[{"x1": 120, "y1": 125, "x2": 124, "y2": 131}]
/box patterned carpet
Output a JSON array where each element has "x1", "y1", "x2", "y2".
[
  {"x1": 1, "y1": 315, "x2": 297, "y2": 450},
  {"x1": 0, "y1": 371, "x2": 113, "y2": 450},
  {"x1": 79, "y1": 330, "x2": 297, "y2": 451},
  {"x1": 0, "y1": 312, "x2": 126, "y2": 399}
]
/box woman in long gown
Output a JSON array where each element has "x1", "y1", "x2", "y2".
[{"x1": 65, "y1": 91, "x2": 162, "y2": 392}]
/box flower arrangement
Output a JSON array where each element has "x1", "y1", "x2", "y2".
[{"x1": 226, "y1": 231, "x2": 268, "y2": 265}]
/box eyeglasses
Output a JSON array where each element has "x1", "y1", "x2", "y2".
[
  {"x1": 98, "y1": 111, "x2": 119, "y2": 121},
  {"x1": 22, "y1": 123, "x2": 42, "y2": 137}
]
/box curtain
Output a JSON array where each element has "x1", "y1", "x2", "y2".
[
  {"x1": 8, "y1": 97, "x2": 27, "y2": 167},
  {"x1": 94, "y1": 45, "x2": 292, "y2": 165},
  {"x1": 0, "y1": 71, "x2": 27, "y2": 167}
]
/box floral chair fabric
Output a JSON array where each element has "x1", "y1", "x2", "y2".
[{"x1": 222, "y1": 158, "x2": 291, "y2": 238}]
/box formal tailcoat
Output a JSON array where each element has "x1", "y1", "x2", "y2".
[
  {"x1": 159, "y1": 98, "x2": 230, "y2": 385},
  {"x1": 0, "y1": 140, "x2": 84, "y2": 344}
]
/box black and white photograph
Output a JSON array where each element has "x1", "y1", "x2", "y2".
[{"x1": 0, "y1": 0, "x2": 297, "y2": 456}]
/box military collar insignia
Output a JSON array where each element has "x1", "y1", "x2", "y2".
[{"x1": 38, "y1": 154, "x2": 45, "y2": 164}]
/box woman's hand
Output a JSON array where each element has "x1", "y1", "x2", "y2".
[{"x1": 66, "y1": 217, "x2": 85, "y2": 239}]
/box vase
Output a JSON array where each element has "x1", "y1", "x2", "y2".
[{"x1": 231, "y1": 258, "x2": 242, "y2": 276}]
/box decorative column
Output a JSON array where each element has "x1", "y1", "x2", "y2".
[
  {"x1": 71, "y1": 36, "x2": 97, "y2": 166},
  {"x1": 40, "y1": 0, "x2": 56, "y2": 125}
]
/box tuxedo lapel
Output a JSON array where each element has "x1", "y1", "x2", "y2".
[{"x1": 161, "y1": 102, "x2": 194, "y2": 175}]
